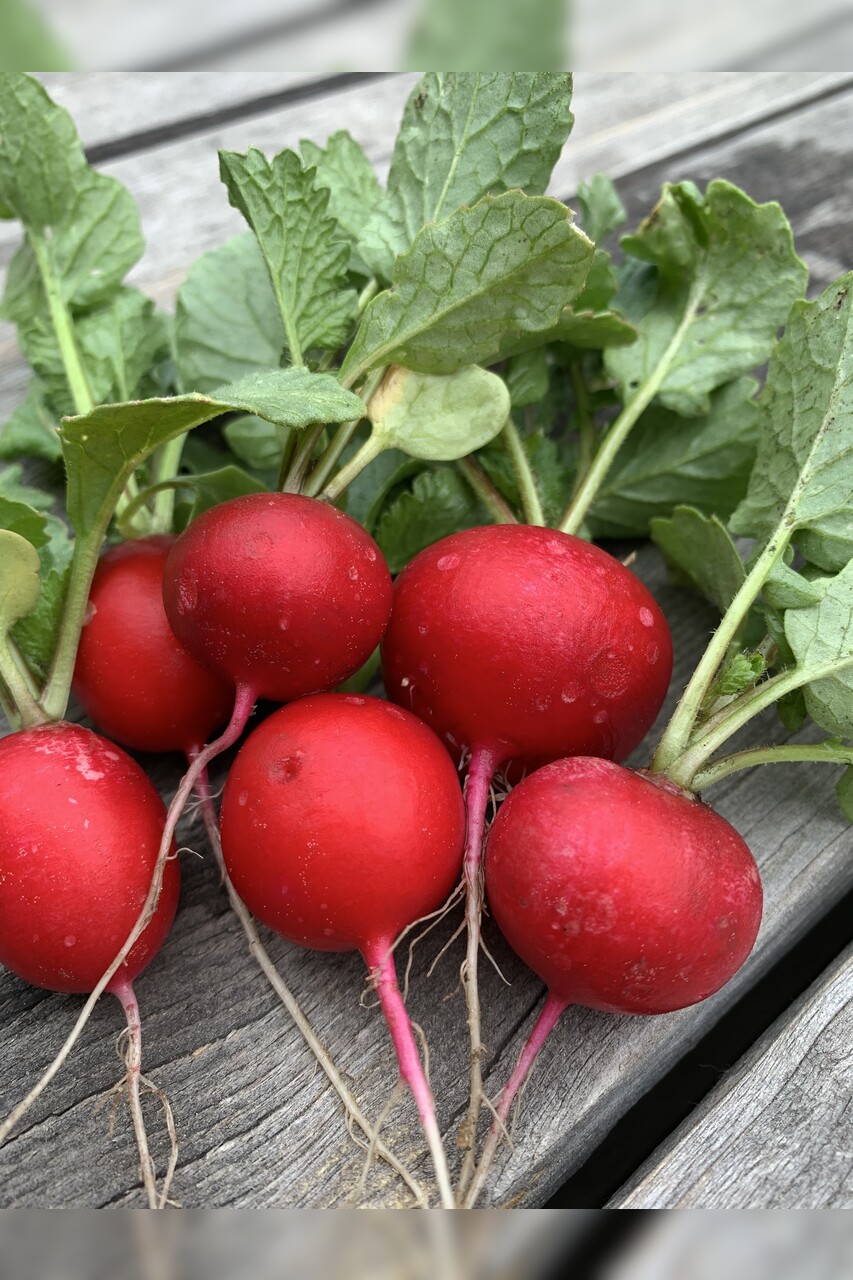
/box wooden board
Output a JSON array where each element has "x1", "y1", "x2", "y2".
[
  {"x1": 610, "y1": 943, "x2": 853, "y2": 1208},
  {"x1": 1, "y1": 73, "x2": 852, "y2": 1209}
]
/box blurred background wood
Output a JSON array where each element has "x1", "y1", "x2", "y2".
[{"x1": 1, "y1": 72, "x2": 851, "y2": 1209}]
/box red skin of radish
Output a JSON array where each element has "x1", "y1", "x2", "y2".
[
  {"x1": 0, "y1": 722, "x2": 180, "y2": 995},
  {"x1": 163, "y1": 493, "x2": 393, "y2": 705},
  {"x1": 219, "y1": 693, "x2": 465, "y2": 953},
  {"x1": 73, "y1": 535, "x2": 234, "y2": 755},
  {"x1": 219, "y1": 692, "x2": 465, "y2": 1205},
  {"x1": 381, "y1": 524, "x2": 673, "y2": 772},
  {"x1": 485, "y1": 757, "x2": 763, "y2": 1015}
]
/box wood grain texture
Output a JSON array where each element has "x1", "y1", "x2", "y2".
[
  {"x1": 1, "y1": 73, "x2": 852, "y2": 1209},
  {"x1": 610, "y1": 944, "x2": 853, "y2": 1208}
]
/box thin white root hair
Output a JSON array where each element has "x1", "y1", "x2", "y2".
[
  {"x1": 195, "y1": 773, "x2": 428, "y2": 1209},
  {"x1": 411, "y1": 1019, "x2": 431, "y2": 1088},
  {"x1": 478, "y1": 933, "x2": 512, "y2": 986},
  {"x1": 356, "y1": 1080, "x2": 406, "y2": 1200},
  {"x1": 400, "y1": 881, "x2": 465, "y2": 1001},
  {"x1": 482, "y1": 1090, "x2": 514, "y2": 1152},
  {"x1": 427, "y1": 920, "x2": 466, "y2": 979}
]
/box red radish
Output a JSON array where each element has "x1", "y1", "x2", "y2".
[
  {"x1": 163, "y1": 492, "x2": 393, "y2": 706},
  {"x1": 464, "y1": 756, "x2": 762, "y2": 1205},
  {"x1": 219, "y1": 693, "x2": 466, "y2": 1208},
  {"x1": 73, "y1": 535, "x2": 233, "y2": 755},
  {"x1": 0, "y1": 721, "x2": 180, "y2": 1206},
  {"x1": 380, "y1": 523, "x2": 673, "y2": 1178}
]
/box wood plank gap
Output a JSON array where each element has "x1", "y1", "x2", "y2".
[
  {"x1": 87, "y1": 72, "x2": 394, "y2": 164},
  {"x1": 547, "y1": 875, "x2": 853, "y2": 1208},
  {"x1": 126, "y1": 0, "x2": 389, "y2": 73},
  {"x1": 589, "y1": 73, "x2": 853, "y2": 199}
]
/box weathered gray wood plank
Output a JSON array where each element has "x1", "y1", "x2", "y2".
[
  {"x1": 2, "y1": 74, "x2": 853, "y2": 1209},
  {"x1": 34, "y1": 72, "x2": 341, "y2": 147},
  {"x1": 609, "y1": 944, "x2": 853, "y2": 1208},
  {"x1": 604, "y1": 1210, "x2": 853, "y2": 1280}
]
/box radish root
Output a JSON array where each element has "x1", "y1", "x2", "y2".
[
  {"x1": 463, "y1": 991, "x2": 566, "y2": 1208},
  {"x1": 456, "y1": 745, "x2": 499, "y2": 1197}
]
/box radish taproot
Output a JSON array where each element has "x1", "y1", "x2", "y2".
[
  {"x1": 380, "y1": 523, "x2": 673, "y2": 1182},
  {"x1": 463, "y1": 756, "x2": 762, "y2": 1205},
  {"x1": 73, "y1": 535, "x2": 234, "y2": 755},
  {"x1": 219, "y1": 693, "x2": 466, "y2": 1207},
  {"x1": 0, "y1": 722, "x2": 180, "y2": 1206}
]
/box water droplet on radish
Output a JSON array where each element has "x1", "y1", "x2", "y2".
[
  {"x1": 178, "y1": 571, "x2": 198, "y2": 613},
  {"x1": 418, "y1": 624, "x2": 429, "y2": 635},
  {"x1": 436, "y1": 554, "x2": 460, "y2": 571},
  {"x1": 64, "y1": 935, "x2": 76, "y2": 948},
  {"x1": 594, "y1": 710, "x2": 607, "y2": 725},
  {"x1": 561, "y1": 682, "x2": 580, "y2": 703},
  {"x1": 646, "y1": 642, "x2": 659, "y2": 664},
  {"x1": 238, "y1": 790, "x2": 249, "y2": 807},
  {"x1": 278, "y1": 617, "x2": 290, "y2": 631},
  {"x1": 83, "y1": 601, "x2": 97, "y2": 625},
  {"x1": 639, "y1": 607, "x2": 655, "y2": 628},
  {"x1": 270, "y1": 756, "x2": 302, "y2": 783},
  {"x1": 348, "y1": 566, "x2": 359, "y2": 580}
]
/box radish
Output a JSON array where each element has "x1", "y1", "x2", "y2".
[
  {"x1": 219, "y1": 692, "x2": 466, "y2": 1207},
  {"x1": 380, "y1": 523, "x2": 672, "y2": 1183},
  {"x1": 463, "y1": 755, "x2": 762, "y2": 1205},
  {"x1": 72, "y1": 532, "x2": 426, "y2": 1202},
  {"x1": 0, "y1": 721, "x2": 180, "y2": 1207},
  {"x1": 73, "y1": 536, "x2": 234, "y2": 755}
]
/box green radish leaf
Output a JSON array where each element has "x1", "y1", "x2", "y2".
[
  {"x1": 837, "y1": 765, "x2": 853, "y2": 822},
  {"x1": 0, "y1": 496, "x2": 51, "y2": 549},
  {"x1": 0, "y1": 75, "x2": 143, "y2": 319},
  {"x1": 589, "y1": 377, "x2": 759, "y2": 538},
  {"x1": 707, "y1": 651, "x2": 766, "y2": 700},
  {"x1": 368, "y1": 365, "x2": 510, "y2": 461},
  {"x1": 506, "y1": 348, "x2": 549, "y2": 408},
  {"x1": 796, "y1": 511, "x2": 853, "y2": 575},
  {"x1": 342, "y1": 192, "x2": 594, "y2": 384},
  {"x1": 350, "y1": 452, "x2": 423, "y2": 533},
  {"x1": 174, "y1": 234, "x2": 285, "y2": 393},
  {"x1": 60, "y1": 369, "x2": 365, "y2": 534},
  {"x1": 784, "y1": 559, "x2": 853, "y2": 737},
  {"x1": 607, "y1": 180, "x2": 807, "y2": 417},
  {"x1": 0, "y1": 379, "x2": 61, "y2": 461},
  {"x1": 406, "y1": 0, "x2": 567, "y2": 74},
  {"x1": 19, "y1": 287, "x2": 169, "y2": 417},
  {"x1": 494, "y1": 305, "x2": 636, "y2": 359},
  {"x1": 0, "y1": 531, "x2": 41, "y2": 636},
  {"x1": 777, "y1": 687, "x2": 808, "y2": 733},
  {"x1": 576, "y1": 174, "x2": 627, "y2": 245},
  {"x1": 359, "y1": 73, "x2": 575, "y2": 281},
  {"x1": 650, "y1": 505, "x2": 746, "y2": 615},
  {"x1": 223, "y1": 415, "x2": 287, "y2": 473},
  {"x1": 0, "y1": 496, "x2": 72, "y2": 680},
  {"x1": 763, "y1": 560, "x2": 822, "y2": 611},
  {"x1": 300, "y1": 131, "x2": 382, "y2": 269},
  {"x1": 374, "y1": 465, "x2": 488, "y2": 573},
  {"x1": 0, "y1": 463, "x2": 55, "y2": 511},
  {"x1": 731, "y1": 274, "x2": 853, "y2": 552},
  {"x1": 0, "y1": 0, "x2": 73, "y2": 70},
  {"x1": 218, "y1": 147, "x2": 357, "y2": 363},
  {"x1": 186, "y1": 465, "x2": 268, "y2": 522}
]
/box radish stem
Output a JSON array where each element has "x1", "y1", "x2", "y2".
[
  {"x1": 362, "y1": 937, "x2": 455, "y2": 1209},
  {"x1": 463, "y1": 991, "x2": 567, "y2": 1208}
]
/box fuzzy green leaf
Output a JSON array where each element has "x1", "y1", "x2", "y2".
[
  {"x1": 300, "y1": 131, "x2": 382, "y2": 265},
  {"x1": 342, "y1": 192, "x2": 593, "y2": 384},
  {"x1": 651, "y1": 505, "x2": 746, "y2": 615},
  {"x1": 60, "y1": 369, "x2": 365, "y2": 536},
  {"x1": 589, "y1": 377, "x2": 759, "y2": 538},
  {"x1": 576, "y1": 174, "x2": 627, "y2": 245},
  {"x1": 731, "y1": 275, "x2": 853, "y2": 555},
  {"x1": 174, "y1": 234, "x2": 285, "y2": 393},
  {"x1": 359, "y1": 73, "x2": 574, "y2": 280},
  {"x1": 0, "y1": 531, "x2": 40, "y2": 636},
  {"x1": 219, "y1": 147, "x2": 357, "y2": 363},
  {"x1": 506, "y1": 348, "x2": 549, "y2": 407},
  {"x1": 607, "y1": 180, "x2": 807, "y2": 417},
  {"x1": 369, "y1": 365, "x2": 510, "y2": 461},
  {"x1": 375, "y1": 466, "x2": 488, "y2": 573},
  {"x1": 784, "y1": 559, "x2": 853, "y2": 737},
  {"x1": 0, "y1": 380, "x2": 61, "y2": 461}
]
